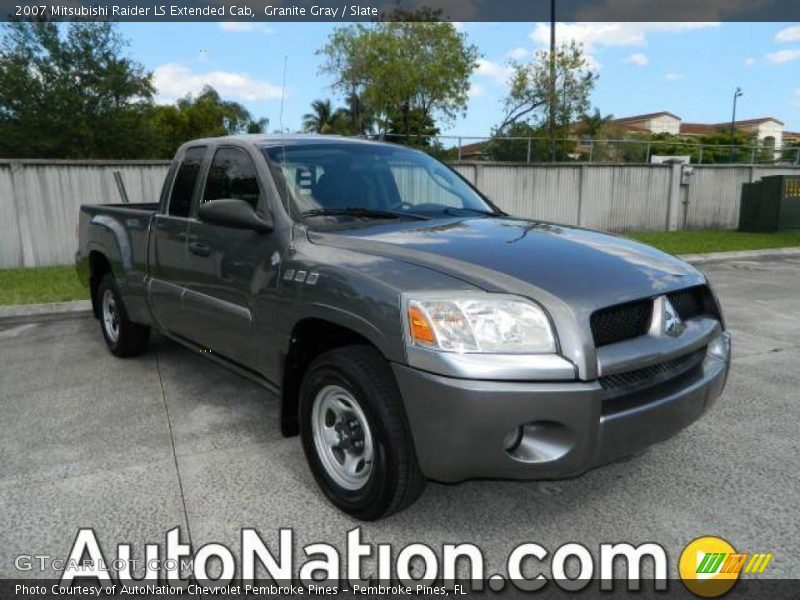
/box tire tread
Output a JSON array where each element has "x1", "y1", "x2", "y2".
[
  {"x1": 98, "y1": 274, "x2": 150, "y2": 357},
  {"x1": 301, "y1": 344, "x2": 426, "y2": 520}
]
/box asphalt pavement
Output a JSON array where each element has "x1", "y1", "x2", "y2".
[{"x1": 1, "y1": 258, "x2": 799, "y2": 581}]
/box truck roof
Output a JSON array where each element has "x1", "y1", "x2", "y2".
[{"x1": 182, "y1": 133, "x2": 390, "y2": 149}]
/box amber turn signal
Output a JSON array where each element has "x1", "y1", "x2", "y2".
[{"x1": 407, "y1": 305, "x2": 436, "y2": 346}]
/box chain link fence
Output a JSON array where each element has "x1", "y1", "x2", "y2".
[{"x1": 366, "y1": 133, "x2": 800, "y2": 166}]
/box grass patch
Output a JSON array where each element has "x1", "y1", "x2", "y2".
[
  {"x1": 626, "y1": 230, "x2": 800, "y2": 255},
  {"x1": 0, "y1": 265, "x2": 88, "y2": 306}
]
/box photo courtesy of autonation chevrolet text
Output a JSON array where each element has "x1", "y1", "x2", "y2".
[{"x1": 0, "y1": 0, "x2": 797, "y2": 598}]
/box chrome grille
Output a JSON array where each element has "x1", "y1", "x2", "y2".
[{"x1": 591, "y1": 285, "x2": 718, "y2": 347}]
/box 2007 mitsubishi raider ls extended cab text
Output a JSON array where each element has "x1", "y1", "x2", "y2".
[{"x1": 76, "y1": 135, "x2": 731, "y2": 520}]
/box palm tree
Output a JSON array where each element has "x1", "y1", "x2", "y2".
[
  {"x1": 302, "y1": 99, "x2": 337, "y2": 133},
  {"x1": 247, "y1": 117, "x2": 269, "y2": 134}
]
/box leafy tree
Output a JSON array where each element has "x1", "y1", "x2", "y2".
[
  {"x1": 247, "y1": 117, "x2": 269, "y2": 134},
  {"x1": 336, "y1": 92, "x2": 375, "y2": 135},
  {"x1": 486, "y1": 122, "x2": 576, "y2": 162},
  {"x1": 386, "y1": 105, "x2": 439, "y2": 146},
  {"x1": 578, "y1": 108, "x2": 614, "y2": 138},
  {"x1": 0, "y1": 21, "x2": 155, "y2": 158},
  {"x1": 780, "y1": 139, "x2": 800, "y2": 164},
  {"x1": 148, "y1": 86, "x2": 266, "y2": 158},
  {"x1": 318, "y1": 11, "x2": 478, "y2": 140},
  {"x1": 646, "y1": 129, "x2": 756, "y2": 164},
  {"x1": 496, "y1": 41, "x2": 596, "y2": 135},
  {"x1": 0, "y1": 22, "x2": 268, "y2": 159},
  {"x1": 698, "y1": 129, "x2": 761, "y2": 164}
]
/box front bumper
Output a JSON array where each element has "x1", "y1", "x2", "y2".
[{"x1": 393, "y1": 341, "x2": 730, "y2": 483}]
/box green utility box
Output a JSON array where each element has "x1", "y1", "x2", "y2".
[{"x1": 739, "y1": 175, "x2": 800, "y2": 232}]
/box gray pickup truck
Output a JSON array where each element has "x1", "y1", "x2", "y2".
[{"x1": 77, "y1": 135, "x2": 731, "y2": 520}]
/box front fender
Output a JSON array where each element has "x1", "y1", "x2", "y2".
[{"x1": 288, "y1": 301, "x2": 400, "y2": 363}]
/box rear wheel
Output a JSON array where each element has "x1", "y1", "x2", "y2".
[
  {"x1": 299, "y1": 345, "x2": 426, "y2": 520},
  {"x1": 97, "y1": 274, "x2": 150, "y2": 357}
]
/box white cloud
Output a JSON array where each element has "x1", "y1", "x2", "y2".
[
  {"x1": 664, "y1": 72, "x2": 684, "y2": 80},
  {"x1": 468, "y1": 83, "x2": 485, "y2": 100},
  {"x1": 218, "y1": 22, "x2": 274, "y2": 34},
  {"x1": 624, "y1": 52, "x2": 649, "y2": 66},
  {"x1": 766, "y1": 49, "x2": 800, "y2": 64},
  {"x1": 583, "y1": 54, "x2": 603, "y2": 71},
  {"x1": 153, "y1": 63, "x2": 284, "y2": 102},
  {"x1": 507, "y1": 47, "x2": 529, "y2": 59},
  {"x1": 475, "y1": 58, "x2": 513, "y2": 85},
  {"x1": 743, "y1": 57, "x2": 756, "y2": 67},
  {"x1": 530, "y1": 22, "x2": 719, "y2": 51},
  {"x1": 528, "y1": 22, "x2": 715, "y2": 73},
  {"x1": 775, "y1": 25, "x2": 800, "y2": 43}
]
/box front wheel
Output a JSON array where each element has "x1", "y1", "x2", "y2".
[
  {"x1": 97, "y1": 274, "x2": 150, "y2": 357},
  {"x1": 299, "y1": 345, "x2": 426, "y2": 520}
]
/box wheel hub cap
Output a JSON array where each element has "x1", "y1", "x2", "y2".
[
  {"x1": 311, "y1": 385, "x2": 374, "y2": 490},
  {"x1": 101, "y1": 289, "x2": 120, "y2": 343}
]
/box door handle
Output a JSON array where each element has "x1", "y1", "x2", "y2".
[{"x1": 189, "y1": 242, "x2": 211, "y2": 257}]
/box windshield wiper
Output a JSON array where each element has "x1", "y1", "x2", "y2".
[
  {"x1": 301, "y1": 207, "x2": 429, "y2": 220},
  {"x1": 442, "y1": 206, "x2": 498, "y2": 217}
]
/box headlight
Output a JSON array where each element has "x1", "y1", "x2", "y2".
[{"x1": 404, "y1": 293, "x2": 556, "y2": 354}]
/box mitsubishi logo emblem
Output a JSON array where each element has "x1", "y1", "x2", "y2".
[
  {"x1": 663, "y1": 298, "x2": 685, "y2": 337},
  {"x1": 649, "y1": 296, "x2": 686, "y2": 338}
]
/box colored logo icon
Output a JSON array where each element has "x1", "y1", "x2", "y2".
[{"x1": 679, "y1": 536, "x2": 773, "y2": 598}]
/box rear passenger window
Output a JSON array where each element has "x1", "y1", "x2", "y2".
[
  {"x1": 168, "y1": 146, "x2": 206, "y2": 217},
  {"x1": 202, "y1": 148, "x2": 261, "y2": 210}
]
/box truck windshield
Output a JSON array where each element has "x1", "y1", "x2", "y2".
[{"x1": 261, "y1": 142, "x2": 497, "y2": 221}]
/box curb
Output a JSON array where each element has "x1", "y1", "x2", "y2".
[
  {"x1": 0, "y1": 300, "x2": 92, "y2": 324},
  {"x1": 679, "y1": 247, "x2": 800, "y2": 265},
  {"x1": 1, "y1": 248, "x2": 799, "y2": 323}
]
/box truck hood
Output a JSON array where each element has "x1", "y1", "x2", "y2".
[{"x1": 306, "y1": 216, "x2": 705, "y2": 312}]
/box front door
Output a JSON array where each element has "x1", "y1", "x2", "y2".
[
  {"x1": 182, "y1": 145, "x2": 281, "y2": 372},
  {"x1": 148, "y1": 145, "x2": 206, "y2": 337}
]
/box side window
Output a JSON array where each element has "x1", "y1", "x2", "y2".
[
  {"x1": 168, "y1": 146, "x2": 206, "y2": 217},
  {"x1": 202, "y1": 148, "x2": 261, "y2": 210}
]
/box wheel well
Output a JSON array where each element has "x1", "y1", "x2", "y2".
[
  {"x1": 89, "y1": 251, "x2": 112, "y2": 318},
  {"x1": 280, "y1": 319, "x2": 377, "y2": 437}
]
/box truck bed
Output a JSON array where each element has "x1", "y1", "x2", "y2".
[{"x1": 76, "y1": 202, "x2": 162, "y2": 326}]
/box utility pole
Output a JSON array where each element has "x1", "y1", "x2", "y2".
[
  {"x1": 548, "y1": 0, "x2": 557, "y2": 162},
  {"x1": 729, "y1": 87, "x2": 743, "y2": 163}
]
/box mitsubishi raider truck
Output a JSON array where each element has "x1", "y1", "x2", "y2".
[{"x1": 76, "y1": 135, "x2": 731, "y2": 520}]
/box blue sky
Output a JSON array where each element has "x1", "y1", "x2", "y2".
[{"x1": 116, "y1": 21, "x2": 800, "y2": 136}]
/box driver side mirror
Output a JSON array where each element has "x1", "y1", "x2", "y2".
[{"x1": 198, "y1": 198, "x2": 273, "y2": 233}]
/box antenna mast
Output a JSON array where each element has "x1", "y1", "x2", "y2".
[{"x1": 279, "y1": 54, "x2": 288, "y2": 133}]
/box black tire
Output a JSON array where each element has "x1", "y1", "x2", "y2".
[
  {"x1": 299, "y1": 345, "x2": 426, "y2": 520},
  {"x1": 96, "y1": 273, "x2": 150, "y2": 357}
]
